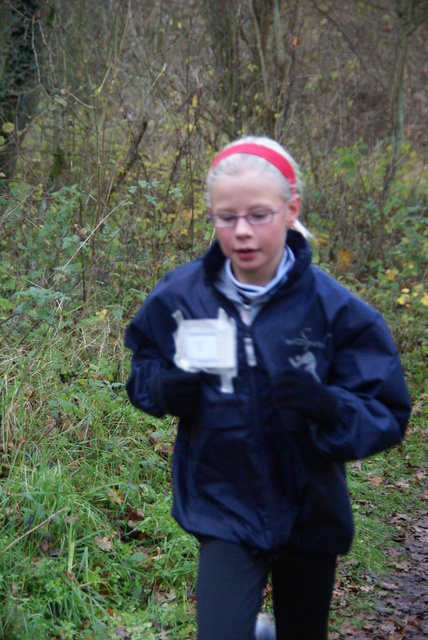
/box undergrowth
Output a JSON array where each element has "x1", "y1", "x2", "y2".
[{"x1": 0, "y1": 317, "x2": 200, "y2": 639}]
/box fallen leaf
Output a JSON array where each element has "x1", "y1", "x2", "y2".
[
  {"x1": 419, "y1": 292, "x2": 428, "y2": 307},
  {"x1": 95, "y1": 536, "x2": 113, "y2": 552},
  {"x1": 381, "y1": 581, "x2": 398, "y2": 590},
  {"x1": 126, "y1": 504, "x2": 144, "y2": 520},
  {"x1": 107, "y1": 489, "x2": 124, "y2": 505}
]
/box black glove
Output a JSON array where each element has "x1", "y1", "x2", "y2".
[
  {"x1": 273, "y1": 368, "x2": 339, "y2": 428},
  {"x1": 150, "y1": 367, "x2": 203, "y2": 417}
]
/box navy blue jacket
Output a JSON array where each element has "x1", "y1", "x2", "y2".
[{"x1": 125, "y1": 231, "x2": 411, "y2": 555}]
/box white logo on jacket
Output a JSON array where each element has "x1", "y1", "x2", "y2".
[
  {"x1": 286, "y1": 328, "x2": 331, "y2": 382},
  {"x1": 288, "y1": 351, "x2": 320, "y2": 382}
]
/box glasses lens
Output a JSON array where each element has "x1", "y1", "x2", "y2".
[
  {"x1": 209, "y1": 209, "x2": 275, "y2": 227},
  {"x1": 247, "y1": 210, "x2": 273, "y2": 225},
  {"x1": 213, "y1": 213, "x2": 236, "y2": 227}
]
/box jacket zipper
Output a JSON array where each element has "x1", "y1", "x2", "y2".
[
  {"x1": 240, "y1": 301, "x2": 280, "y2": 547},
  {"x1": 242, "y1": 303, "x2": 258, "y2": 367}
]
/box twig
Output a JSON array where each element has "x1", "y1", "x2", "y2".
[
  {"x1": 0, "y1": 507, "x2": 68, "y2": 555},
  {"x1": 61, "y1": 200, "x2": 127, "y2": 271},
  {"x1": 247, "y1": 0, "x2": 269, "y2": 101}
]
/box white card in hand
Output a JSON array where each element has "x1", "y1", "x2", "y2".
[
  {"x1": 172, "y1": 309, "x2": 237, "y2": 392},
  {"x1": 184, "y1": 331, "x2": 219, "y2": 364}
]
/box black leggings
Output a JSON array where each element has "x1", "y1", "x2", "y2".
[{"x1": 196, "y1": 539, "x2": 337, "y2": 640}]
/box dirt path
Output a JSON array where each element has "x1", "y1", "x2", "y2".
[{"x1": 331, "y1": 512, "x2": 428, "y2": 639}]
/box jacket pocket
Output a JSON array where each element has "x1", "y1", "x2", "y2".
[
  {"x1": 198, "y1": 384, "x2": 247, "y2": 430},
  {"x1": 191, "y1": 393, "x2": 254, "y2": 493},
  {"x1": 199, "y1": 397, "x2": 246, "y2": 430}
]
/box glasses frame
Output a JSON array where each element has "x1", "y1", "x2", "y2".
[{"x1": 207, "y1": 205, "x2": 285, "y2": 228}]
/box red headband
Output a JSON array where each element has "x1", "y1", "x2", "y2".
[{"x1": 210, "y1": 143, "x2": 296, "y2": 194}]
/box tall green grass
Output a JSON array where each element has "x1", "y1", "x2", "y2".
[{"x1": 1, "y1": 318, "x2": 199, "y2": 639}]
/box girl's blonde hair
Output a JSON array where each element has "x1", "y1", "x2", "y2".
[{"x1": 206, "y1": 136, "x2": 312, "y2": 239}]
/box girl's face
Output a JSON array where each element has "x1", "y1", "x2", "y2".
[{"x1": 210, "y1": 169, "x2": 301, "y2": 285}]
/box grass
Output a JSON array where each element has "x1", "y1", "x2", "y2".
[
  {"x1": 1, "y1": 293, "x2": 427, "y2": 639},
  {"x1": 1, "y1": 319, "x2": 199, "y2": 639}
]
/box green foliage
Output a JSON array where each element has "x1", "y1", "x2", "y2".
[
  {"x1": 0, "y1": 324, "x2": 198, "y2": 638},
  {"x1": 0, "y1": 171, "x2": 212, "y2": 339},
  {"x1": 305, "y1": 142, "x2": 427, "y2": 292}
]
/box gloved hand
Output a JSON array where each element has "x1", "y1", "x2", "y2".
[
  {"x1": 273, "y1": 368, "x2": 339, "y2": 428},
  {"x1": 150, "y1": 367, "x2": 203, "y2": 417}
]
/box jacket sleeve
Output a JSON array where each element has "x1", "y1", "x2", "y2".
[
  {"x1": 310, "y1": 308, "x2": 411, "y2": 463},
  {"x1": 124, "y1": 298, "x2": 176, "y2": 418}
]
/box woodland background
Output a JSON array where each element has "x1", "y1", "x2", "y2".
[{"x1": 0, "y1": 1, "x2": 427, "y2": 639}]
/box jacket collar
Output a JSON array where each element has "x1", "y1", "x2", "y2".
[{"x1": 203, "y1": 230, "x2": 312, "y2": 285}]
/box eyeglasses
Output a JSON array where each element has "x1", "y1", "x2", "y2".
[{"x1": 208, "y1": 207, "x2": 283, "y2": 228}]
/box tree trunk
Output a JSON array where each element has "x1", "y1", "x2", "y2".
[
  {"x1": 381, "y1": 0, "x2": 414, "y2": 201},
  {"x1": 204, "y1": 0, "x2": 242, "y2": 137},
  {"x1": 0, "y1": 0, "x2": 43, "y2": 181}
]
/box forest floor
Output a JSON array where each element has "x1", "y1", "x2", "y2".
[{"x1": 331, "y1": 510, "x2": 428, "y2": 639}]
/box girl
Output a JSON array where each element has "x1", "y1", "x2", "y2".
[{"x1": 125, "y1": 136, "x2": 411, "y2": 640}]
